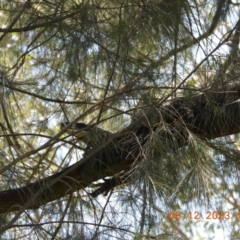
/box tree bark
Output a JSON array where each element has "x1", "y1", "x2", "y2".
[{"x1": 1, "y1": 81, "x2": 240, "y2": 214}]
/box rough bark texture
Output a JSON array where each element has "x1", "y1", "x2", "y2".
[{"x1": 1, "y1": 82, "x2": 240, "y2": 214}]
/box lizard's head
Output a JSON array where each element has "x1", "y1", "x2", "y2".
[{"x1": 60, "y1": 122, "x2": 92, "y2": 144}]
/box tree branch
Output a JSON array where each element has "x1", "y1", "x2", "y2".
[{"x1": 1, "y1": 81, "x2": 240, "y2": 214}]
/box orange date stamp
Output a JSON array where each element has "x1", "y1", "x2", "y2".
[{"x1": 168, "y1": 211, "x2": 240, "y2": 220}]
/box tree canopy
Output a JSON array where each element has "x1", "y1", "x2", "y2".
[{"x1": 0, "y1": 0, "x2": 240, "y2": 239}]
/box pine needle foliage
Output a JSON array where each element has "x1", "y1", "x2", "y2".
[{"x1": 0, "y1": 0, "x2": 240, "y2": 239}]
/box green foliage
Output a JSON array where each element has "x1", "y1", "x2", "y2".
[{"x1": 0, "y1": 0, "x2": 240, "y2": 239}]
